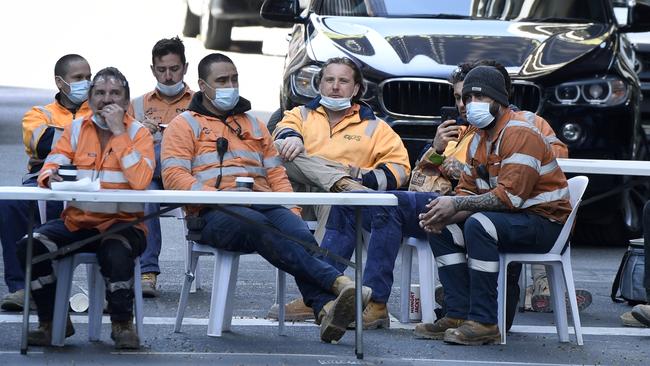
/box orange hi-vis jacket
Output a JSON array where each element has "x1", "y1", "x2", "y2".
[
  {"x1": 458, "y1": 108, "x2": 571, "y2": 224},
  {"x1": 38, "y1": 114, "x2": 155, "y2": 233},
  {"x1": 22, "y1": 96, "x2": 91, "y2": 175},
  {"x1": 162, "y1": 109, "x2": 292, "y2": 215},
  {"x1": 128, "y1": 85, "x2": 193, "y2": 126}
]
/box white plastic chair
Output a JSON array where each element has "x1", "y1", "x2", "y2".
[
  {"x1": 497, "y1": 176, "x2": 589, "y2": 345},
  {"x1": 51, "y1": 253, "x2": 144, "y2": 346},
  {"x1": 173, "y1": 210, "x2": 287, "y2": 337},
  {"x1": 399, "y1": 237, "x2": 436, "y2": 324}
]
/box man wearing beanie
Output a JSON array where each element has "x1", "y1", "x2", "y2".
[{"x1": 417, "y1": 66, "x2": 572, "y2": 345}]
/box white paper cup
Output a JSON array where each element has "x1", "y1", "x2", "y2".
[
  {"x1": 408, "y1": 284, "x2": 422, "y2": 322},
  {"x1": 70, "y1": 292, "x2": 89, "y2": 313}
]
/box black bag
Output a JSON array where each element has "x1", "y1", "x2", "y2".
[{"x1": 611, "y1": 239, "x2": 647, "y2": 305}]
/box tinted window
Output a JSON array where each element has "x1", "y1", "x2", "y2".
[{"x1": 316, "y1": 0, "x2": 610, "y2": 23}]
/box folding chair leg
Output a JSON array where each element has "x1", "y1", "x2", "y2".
[
  {"x1": 276, "y1": 269, "x2": 286, "y2": 336},
  {"x1": 175, "y1": 252, "x2": 200, "y2": 333},
  {"x1": 415, "y1": 244, "x2": 435, "y2": 324},
  {"x1": 547, "y1": 264, "x2": 569, "y2": 343},
  {"x1": 51, "y1": 256, "x2": 75, "y2": 347},
  {"x1": 497, "y1": 258, "x2": 508, "y2": 345},
  {"x1": 133, "y1": 258, "x2": 144, "y2": 344},
  {"x1": 562, "y1": 259, "x2": 583, "y2": 345},
  {"x1": 87, "y1": 263, "x2": 104, "y2": 342},
  {"x1": 207, "y1": 251, "x2": 240, "y2": 337},
  {"x1": 399, "y1": 244, "x2": 414, "y2": 323}
]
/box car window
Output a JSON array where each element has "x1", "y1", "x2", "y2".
[{"x1": 315, "y1": 0, "x2": 610, "y2": 23}]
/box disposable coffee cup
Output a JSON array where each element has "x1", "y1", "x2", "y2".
[
  {"x1": 408, "y1": 284, "x2": 422, "y2": 322},
  {"x1": 235, "y1": 177, "x2": 254, "y2": 191},
  {"x1": 69, "y1": 292, "x2": 89, "y2": 313},
  {"x1": 58, "y1": 164, "x2": 78, "y2": 182}
]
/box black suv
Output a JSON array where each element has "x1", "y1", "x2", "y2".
[{"x1": 262, "y1": 0, "x2": 650, "y2": 244}]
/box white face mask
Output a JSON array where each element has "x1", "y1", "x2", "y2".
[
  {"x1": 91, "y1": 114, "x2": 110, "y2": 130},
  {"x1": 466, "y1": 102, "x2": 495, "y2": 129},
  {"x1": 156, "y1": 81, "x2": 185, "y2": 97},
  {"x1": 319, "y1": 95, "x2": 352, "y2": 111},
  {"x1": 61, "y1": 79, "x2": 90, "y2": 104}
]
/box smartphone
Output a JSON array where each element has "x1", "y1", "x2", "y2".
[{"x1": 440, "y1": 106, "x2": 467, "y2": 126}]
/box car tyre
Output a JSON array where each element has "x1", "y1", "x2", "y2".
[
  {"x1": 182, "y1": 3, "x2": 200, "y2": 37},
  {"x1": 201, "y1": 10, "x2": 233, "y2": 50}
]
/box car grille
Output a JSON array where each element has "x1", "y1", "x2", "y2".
[{"x1": 379, "y1": 78, "x2": 542, "y2": 118}]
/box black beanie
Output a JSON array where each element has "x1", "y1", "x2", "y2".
[{"x1": 461, "y1": 66, "x2": 509, "y2": 106}]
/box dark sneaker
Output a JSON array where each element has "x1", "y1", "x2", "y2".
[
  {"x1": 141, "y1": 273, "x2": 159, "y2": 298},
  {"x1": 1, "y1": 289, "x2": 36, "y2": 311},
  {"x1": 443, "y1": 320, "x2": 500, "y2": 346},
  {"x1": 414, "y1": 317, "x2": 465, "y2": 340},
  {"x1": 28, "y1": 317, "x2": 75, "y2": 346},
  {"x1": 111, "y1": 320, "x2": 140, "y2": 349},
  {"x1": 320, "y1": 285, "x2": 356, "y2": 343},
  {"x1": 632, "y1": 304, "x2": 650, "y2": 327},
  {"x1": 267, "y1": 297, "x2": 314, "y2": 321}
]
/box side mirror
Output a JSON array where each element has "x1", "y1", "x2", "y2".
[
  {"x1": 261, "y1": 0, "x2": 304, "y2": 24},
  {"x1": 621, "y1": 1, "x2": 650, "y2": 32}
]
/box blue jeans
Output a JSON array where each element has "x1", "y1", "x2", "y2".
[
  {"x1": 0, "y1": 176, "x2": 62, "y2": 292},
  {"x1": 320, "y1": 191, "x2": 439, "y2": 303},
  {"x1": 429, "y1": 211, "x2": 562, "y2": 324},
  {"x1": 199, "y1": 204, "x2": 342, "y2": 316},
  {"x1": 140, "y1": 178, "x2": 163, "y2": 274}
]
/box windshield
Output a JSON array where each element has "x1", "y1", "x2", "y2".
[{"x1": 316, "y1": 0, "x2": 610, "y2": 23}]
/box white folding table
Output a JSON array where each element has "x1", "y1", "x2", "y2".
[{"x1": 0, "y1": 187, "x2": 397, "y2": 359}]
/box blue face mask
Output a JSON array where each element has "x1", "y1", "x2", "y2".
[
  {"x1": 202, "y1": 81, "x2": 240, "y2": 111},
  {"x1": 91, "y1": 114, "x2": 110, "y2": 130},
  {"x1": 156, "y1": 81, "x2": 185, "y2": 97},
  {"x1": 319, "y1": 95, "x2": 352, "y2": 111},
  {"x1": 61, "y1": 79, "x2": 90, "y2": 104},
  {"x1": 466, "y1": 102, "x2": 495, "y2": 129}
]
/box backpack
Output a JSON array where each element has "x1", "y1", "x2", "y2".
[{"x1": 611, "y1": 238, "x2": 647, "y2": 305}]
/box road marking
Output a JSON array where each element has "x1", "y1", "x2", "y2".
[{"x1": 1, "y1": 314, "x2": 649, "y2": 337}]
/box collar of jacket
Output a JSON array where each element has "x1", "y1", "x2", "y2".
[
  {"x1": 306, "y1": 96, "x2": 376, "y2": 121},
  {"x1": 187, "y1": 91, "x2": 252, "y2": 119},
  {"x1": 55, "y1": 92, "x2": 86, "y2": 115}
]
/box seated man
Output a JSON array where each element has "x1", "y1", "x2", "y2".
[
  {"x1": 1, "y1": 54, "x2": 92, "y2": 311},
  {"x1": 16, "y1": 67, "x2": 154, "y2": 349},
  {"x1": 161, "y1": 53, "x2": 368, "y2": 343},
  {"x1": 418, "y1": 66, "x2": 571, "y2": 345}
]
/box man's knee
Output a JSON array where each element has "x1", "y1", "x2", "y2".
[{"x1": 464, "y1": 213, "x2": 499, "y2": 243}]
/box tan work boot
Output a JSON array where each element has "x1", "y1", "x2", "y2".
[
  {"x1": 28, "y1": 317, "x2": 75, "y2": 346},
  {"x1": 111, "y1": 320, "x2": 140, "y2": 349},
  {"x1": 331, "y1": 275, "x2": 372, "y2": 306},
  {"x1": 266, "y1": 297, "x2": 314, "y2": 321},
  {"x1": 621, "y1": 311, "x2": 647, "y2": 327},
  {"x1": 443, "y1": 320, "x2": 500, "y2": 346},
  {"x1": 330, "y1": 177, "x2": 371, "y2": 193},
  {"x1": 319, "y1": 281, "x2": 357, "y2": 343},
  {"x1": 1, "y1": 289, "x2": 36, "y2": 311},
  {"x1": 361, "y1": 301, "x2": 389, "y2": 329},
  {"x1": 141, "y1": 272, "x2": 158, "y2": 298},
  {"x1": 414, "y1": 316, "x2": 464, "y2": 340}
]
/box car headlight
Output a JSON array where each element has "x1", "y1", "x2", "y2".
[
  {"x1": 291, "y1": 65, "x2": 321, "y2": 98},
  {"x1": 552, "y1": 77, "x2": 629, "y2": 106}
]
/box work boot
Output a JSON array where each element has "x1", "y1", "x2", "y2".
[
  {"x1": 28, "y1": 317, "x2": 75, "y2": 346},
  {"x1": 319, "y1": 281, "x2": 357, "y2": 343},
  {"x1": 331, "y1": 276, "x2": 372, "y2": 306},
  {"x1": 622, "y1": 310, "x2": 648, "y2": 327},
  {"x1": 632, "y1": 304, "x2": 650, "y2": 327},
  {"x1": 1, "y1": 289, "x2": 36, "y2": 311},
  {"x1": 530, "y1": 275, "x2": 592, "y2": 313},
  {"x1": 361, "y1": 301, "x2": 389, "y2": 329},
  {"x1": 141, "y1": 272, "x2": 158, "y2": 298},
  {"x1": 330, "y1": 177, "x2": 371, "y2": 193},
  {"x1": 443, "y1": 320, "x2": 500, "y2": 346},
  {"x1": 414, "y1": 316, "x2": 464, "y2": 340},
  {"x1": 266, "y1": 298, "x2": 314, "y2": 321},
  {"x1": 111, "y1": 319, "x2": 140, "y2": 349}
]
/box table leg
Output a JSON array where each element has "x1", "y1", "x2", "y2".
[
  {"x1": 354, "y1": 207, "x2": 363, "y2": 360},
  {"x1": 20, "y1": 201, "x2": 35, "y2": 354}
]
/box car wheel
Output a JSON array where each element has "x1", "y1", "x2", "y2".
[
  {"x1": 266, "y1": 108, "x2": 284, "y2": 134},
  {"x1": 200, "y1": 8, "x2": 232, "y2": 50},
  {"x1": 622, "y1": 125, "x2": 650, "y2": 238},
  {"x1": 182, "y1": 3, "x2": 200, "y2": 37}
]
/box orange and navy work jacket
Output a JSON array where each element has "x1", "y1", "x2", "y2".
[
  {"x1": 22, "y1": 96, "x2": 91, "y2": 175},
  {"x1": 457, "y1": 109, "x2": 571, "y2": 224},
  {"x1": 162, "y1": 108, "x2": 293, "y2": 215},
  {"x1": 38, "y1": 115, "x2": 155, "y2": 233},
  {"x1": 127, "y1": 85, "x2": 193, "y2": 126}
]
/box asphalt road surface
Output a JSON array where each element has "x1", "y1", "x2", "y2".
[{"x1": 0, "y1": 1, "x2": 649, "y2": 365}]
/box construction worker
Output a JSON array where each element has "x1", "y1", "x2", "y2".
[
  {"x1": 16, "y1": 67, "x2": 154, "y2": 349},
  {"x1": 417, "y1": 66, "x2": 571, "y2": 345},
  {"x1": 0, "y1": 54, "x2": 91, "y2": 311},
  {"x1": 161, "y1": 53, "x2": 369, "y2": 343},
  {"x1": 127, "y1": 36, "x2": 194, "y2": 297}
]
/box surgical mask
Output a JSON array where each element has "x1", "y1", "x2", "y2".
[
  {"x1": 156, "y1": 81, "x2": 185, "y2": 97},
  {"x1": 61, "y1": 79, "x2": 90, "y2": 104},
  {"x1": 202, "y1": 81, "x2": 240, "y2": 111},
  {"x1": 91, "y1": 114, "x2": 110, "y2": 130},
  {"x1": 466, "y1": 102, "x2": 495, "y2": 129},
  {"x1": 319, "y1": 95, "x2": 351, "y2": 111}
]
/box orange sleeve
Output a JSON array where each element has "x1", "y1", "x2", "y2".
[
  {"x1": 22, "y1": 107, "x2": 49, "y2": 158},
  {"x1": 259, "y1": 117, "x2": 293, "y2": 192},
  {"x1": 111, "y1": 124, "x2": 155, "y2": 190},
  {"x1": 535, "y1": 115, "x2": 568, "y2": 158}
]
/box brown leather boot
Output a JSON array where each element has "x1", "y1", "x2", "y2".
[
  {"x1": 330, "y1": 177, "x2": 371, "y2": 193},
  {"x1": 319, "y1": 284, "x2": 356, "y2": 343},
  {"x1": 111, "y1": 320, "x2": 140, "y2": 349},
  {"x1": 28, "y1": 317, "x2": 75, "y2": 346},
  {"x1": 266, "y1": 298, "x2": 314, "y2": 321},
  {"x1": 414, "y1": 316, "x2": 464, "y2": 340},
  {"x1": 443, "y1": 320, "x2": 500, "y2": 345},
  {"x1": 362, "y1": 301, "x2": 389, "y2": 329}
]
